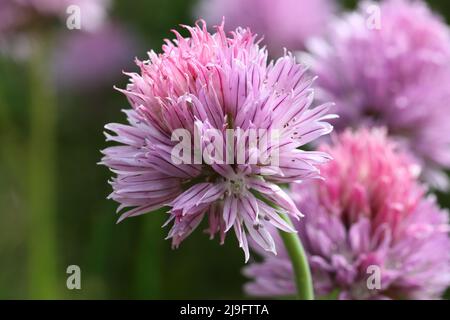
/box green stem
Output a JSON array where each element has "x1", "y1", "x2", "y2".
[
  {"x1": 133, "y1": 213, "x2": 164, "y2": 299},
  {"x1": 278, "y1": 214, "x2": 314, "y2": 300},
  {"x1": 28, "y1": 34, "x2": 59, "y2": 298},
  {"x1": 0, "y1": 60, "x2": 23, "y2": 181}
]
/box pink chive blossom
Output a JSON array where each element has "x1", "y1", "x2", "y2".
[
  {"x1": 244, "y1": 128, "x2": 450, "y2": 299},
  {"x1": 305, "y1": 0, "x2": 450, "y2": 190},
  {"x1": 196, "y1": 0, "x2": 336, "y2": 55},
  {"x1": 100, "y1": 21, "x2": 335, "y2": 261}
]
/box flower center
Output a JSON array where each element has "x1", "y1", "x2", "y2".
[{"x1": 227, "y1": 177, "x2": 246, "y2": 195}]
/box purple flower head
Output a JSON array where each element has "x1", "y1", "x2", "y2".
[
  {"x1": 244, "y1": 128, "x2": 450, "y2": 299},
  {"x1": 306, "y1": 0, "x2": 450, "y2": 189},
  {"x1": 197, "y1": 0, "x2": 336, "y2": 55},
  {"x1": 100, "y1": 21, "x2": 335, "y2": 261}
]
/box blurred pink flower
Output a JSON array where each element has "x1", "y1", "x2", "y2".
[
  {"x1": 0, "y1": 0, "x2": 111, "y2": 59},
  {"x1": 101, "y1": 21, "x2": 335, "y2": 260},
  {"x1": 306, "y1": 0, "x2": 450, "y2": 189},
  {"x1": 53, "y1": 23, "x2": 139, "y2": 91},
  {"x1": 196, "y1": 0, "x2": 336, "y2": 55},
  {"x1": 244, "y1": 128, "x2": 450, "y2": 299},
  {"x1": 0, "y1": 0, "x2": 110, "y2": 33}
]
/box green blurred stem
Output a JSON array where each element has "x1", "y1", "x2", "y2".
[
  {"x1": 0, "y1": 61, "x2": 23, "y2": 180},
  {"x1": 28, "y1": 34, "x2": 58, "y2": 298},
  {"x1": 133, "y1": 211, "x2": 165, "y2": 299},
  {"x1": 278, "y1": 214, "x2": 314, "y2": 300}
]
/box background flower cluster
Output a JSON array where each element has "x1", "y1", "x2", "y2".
[{"x1": 0, "y1": 0, "x2": 450, "y2": 299}]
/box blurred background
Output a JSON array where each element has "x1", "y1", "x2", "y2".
[{"x1": 0, "y1": 0, "x2": 449, "y2": 299}]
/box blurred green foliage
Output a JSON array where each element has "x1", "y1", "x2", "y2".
[{"x1": 0, "y1": 0, "x2": 449, "y2": 299}]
